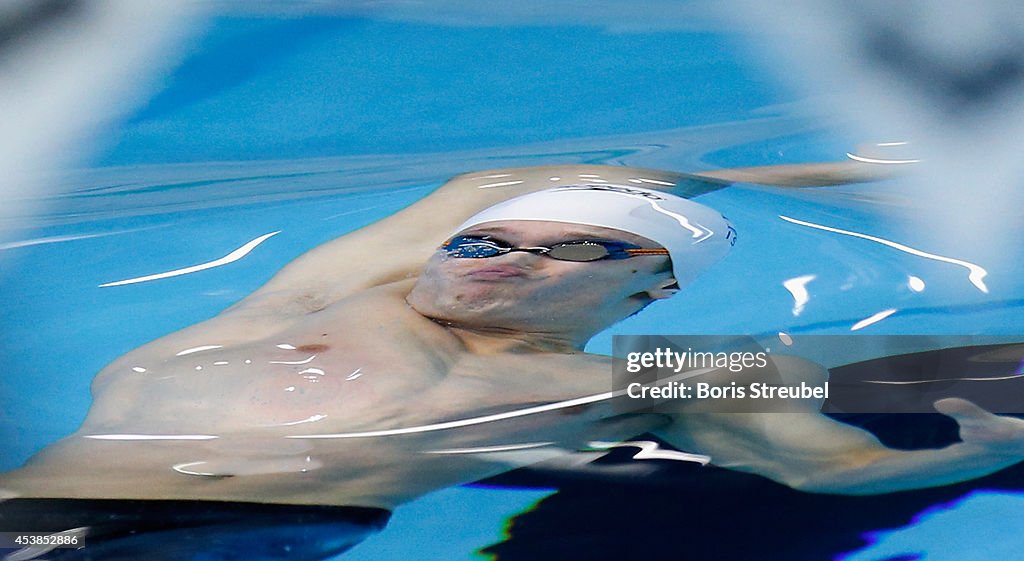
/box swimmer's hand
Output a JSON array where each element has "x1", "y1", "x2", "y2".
[{"x1": 934, "y1": 398, "x2": 1024, "y2": 457}]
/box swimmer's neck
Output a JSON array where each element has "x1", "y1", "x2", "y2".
[{"x1": 433, "y1": 320, "x2": 587, "y2": 355}]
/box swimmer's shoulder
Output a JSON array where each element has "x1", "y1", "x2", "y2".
[{"x1": 540, "y1": 351, "x2": 616, "y2": 394}]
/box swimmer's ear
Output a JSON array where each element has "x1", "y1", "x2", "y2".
[{"x1": 646, "y1": 278, "x2": 680, "y2": 300}]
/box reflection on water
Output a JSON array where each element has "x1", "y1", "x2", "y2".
[
  {"x1": 779, "y1": 214, "x2": 989, "y2": 293},
  {"x1": 99, "y1": 231, "x2": 280, "y2": 287}
]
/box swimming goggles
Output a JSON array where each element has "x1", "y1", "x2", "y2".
[{"x1": 441, "y1": 235, "x2": 669, "y2": 262}]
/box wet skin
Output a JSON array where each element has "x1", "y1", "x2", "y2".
[{"x1": 0, "y1": 222, "x2": 677, "y2": 509}]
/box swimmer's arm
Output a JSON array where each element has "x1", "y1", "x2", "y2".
[
  {"x1": 693, "y1": 161, "x2": 907, "y2": 187},
  {"x1": 232, "y1": 165, "x2": 722, "y2": 312},
  {"x1": 658, "y1": 403, "x2": 1023, "y2": 495},
  {"x1": 229, "y1": 156, "x2": 898, "y2": 312},
  {"x1": 695, "y1": 142, "x2": 918, "y2": 186},
  {"x1": 655, "y1": 357, "x2": 1023, "y2": 494}
]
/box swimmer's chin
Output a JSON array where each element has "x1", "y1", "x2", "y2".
[
  {"x1": 405, "y1": 293, "x2": 517, "y2": 329},
  {"x1": 409, "y1": 302, "x2": 504, "y2": 325}
]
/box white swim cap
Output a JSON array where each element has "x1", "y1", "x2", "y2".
[{"x1": 454, "y1": 185, "x2": 736, "y2": 288}]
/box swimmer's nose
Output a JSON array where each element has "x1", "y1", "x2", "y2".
[{"x1": 494, "y1": 250, "x2": 544, "y2": 267}]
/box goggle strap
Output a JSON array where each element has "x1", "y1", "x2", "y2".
[{"x1": 624, "y1": 248, "x2": 670, "y2": 256}]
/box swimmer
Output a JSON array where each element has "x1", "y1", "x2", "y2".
[{"x1": 2, "y1": 163, "x2": 1022, "y2": 560}]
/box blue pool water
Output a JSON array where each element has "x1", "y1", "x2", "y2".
[{"x1": 2, "y1": 10, "x2": 1023, "y2": 561}]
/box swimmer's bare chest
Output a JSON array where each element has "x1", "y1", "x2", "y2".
[
  {"x1": 85, "y1": 283, "x2": 618, "y2": 440},
  {"x1": 7, "y1": 284, "x2": 666, "y2": 506}
]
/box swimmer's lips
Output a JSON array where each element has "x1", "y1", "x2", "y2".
[{"x1": 464, "y1": 265, "x2": 528, "y2": 280}]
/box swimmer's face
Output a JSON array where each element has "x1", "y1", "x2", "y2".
[{"x1": 407, "y1": 221, "x2": 677, "y2": 339}]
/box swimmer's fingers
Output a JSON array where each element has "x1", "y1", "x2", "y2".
[{"x1": 934, "y1": 398, "x2": 1024, "y2": 456}]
